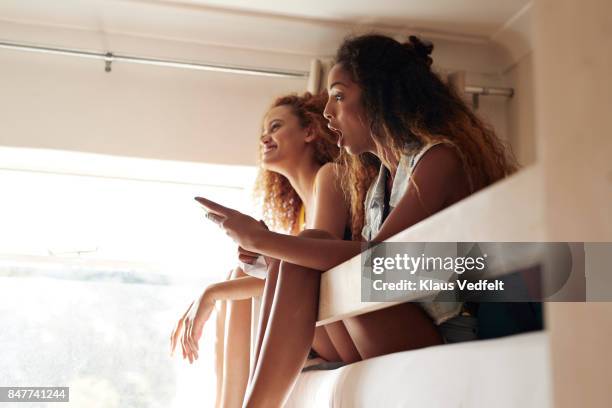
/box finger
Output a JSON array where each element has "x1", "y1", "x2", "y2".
[
  {"x1": 181, "y1": 331, "x2": 186, "y2": 360},
  {"x1": 194, "y1": 197, "x2": 233, "y2": 217},
  {"x1": 174, "y1": 302, "x2": 193, "y2": 355},
  {"x1": 170, "y1": 326, "x2": 179, "y2": 355},
  {"x1": 239, "y1": 254, "x2": 258, "y2": 264},
  {"x1": 193, "y1": 321, "x2": 204, "y2": 352},
  {"x1": 171, "y1": 320, "x2": 183, "y2": 356},
  {"x1": 181, "y1": 335, "x2": 186, "y2": 360},
  {"x1": 187, "y1": 321, "x2": 197, "y2": 360},
  {"x1": 170, "y1": 327, "x2": 176, "y2": 353},
  {"x1": 185, "y1": 336, "x2": 193, "y2": 364},
  {"x1": 187, "y1": 321, "x2": 196, "y2": 357},
  {"x1": 181, "y1": 319, "x2": 189, "y2": 360},
  {"x1": 188, "y1": 339, "x2": 194, "y2": 363},
  {"x1": 184, "y1": 301, "x2": 194, "y2": 318},
  {"x1": 186, "y1": 342, "x2": 193, "y2": 364},
  {"x1": 186, "y1": 317, "x2": 199, "y2": 361},
  {"x1": 238, "y1": 246, "x2": 260, "y2": 257},
  {"x1": 205, "y1": 212, "x2": 226, "y2": 225},
  {"x1": 172, "y1": 318, "x2": 185, "y2": 351},
  {"x1": 193, "y1": 345, "x2": 199, "y2": 361}
]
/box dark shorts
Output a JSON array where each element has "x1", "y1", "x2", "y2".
[{"x1": 438, "y1": 314, "x2": 479, "y2": 344}]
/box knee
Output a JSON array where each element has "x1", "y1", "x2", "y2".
[
  {"x1": 228, "y1": 266, "x2": 248, "y2": 280},
  {"x1": 279, "y1": 258, "x2": 322, "y2": 276},
  {"x1": 297, "y1": 228, "x2": 337, "y2": 240}
]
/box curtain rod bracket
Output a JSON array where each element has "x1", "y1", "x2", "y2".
[
  {"x1": 104, "y1": 52, "x2": 113, "y2": 73},
  {"x1": 472, "y1": 93, "x2": 479, "y2": 110}
]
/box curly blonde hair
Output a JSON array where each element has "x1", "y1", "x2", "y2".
[{"x1": 253, "y1": 92, "x2": 341, "y2": 235}]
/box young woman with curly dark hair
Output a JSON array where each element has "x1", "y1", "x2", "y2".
[{"x1": 170, "y1": 91, "x2": 368, "y2": 408}]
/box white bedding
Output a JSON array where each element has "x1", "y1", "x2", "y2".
[{"x1": 286, "y1": 331, "x2": 551, "y2": 408}]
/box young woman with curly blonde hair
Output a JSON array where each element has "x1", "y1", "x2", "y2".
[{"x1": 170, "y1": 91, "x2": 371, "y2": 408}]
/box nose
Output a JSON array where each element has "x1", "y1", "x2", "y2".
[
  {"x1": 260, "y1": 133, "x2": 271, "y2": 144},
  {"x1": 323, "y1": 100, "x2": 334, "y2": 121}
]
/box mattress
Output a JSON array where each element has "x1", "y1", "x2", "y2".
[{"x1": 285, "y1": 331, "x2": 551, "y2": 408}]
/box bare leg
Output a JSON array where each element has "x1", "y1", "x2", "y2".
[
  {"x1": 323, "y1": 321, "x2": 361, "y2": 363},
  {"x1": 343, "y1": 303, "x2": 443, "y2": 359},
  {"x1": 243, "y1": 229, "x2": 358, "y2": 408},
  {"x1": 217, "y1": 267, "x2": 253, "y2": 408},
  {"x1": 252, "y1": 258, "x2": 342, "y2": 365},
  {"x1": 243, "y1": 259, "x2": 319, "y2": 407},
  {"x1": 250, "y1": 258, "x2": 280, "y2": 380},
  {"x1": 214, "y1": 286, "x2": 227, "y2": 408},
  {"x1": 311, "y1": 325, "x2": 342, "y2": 362}
]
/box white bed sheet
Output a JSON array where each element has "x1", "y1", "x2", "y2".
[{"x1": 286, "y1": 331, "x2": 551, "y2": 408}]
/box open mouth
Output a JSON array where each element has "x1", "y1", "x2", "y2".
[{"x1": 327, "y1": 123, "x2": 344, "y2": 148}]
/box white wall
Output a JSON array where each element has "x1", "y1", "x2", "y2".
[
  {"x1": 0, "y1": 49, "x2": 305, "y2": 166},
  {"x1": 0, "y1": 17, "x2": 517, "y2": 168},
  {"x1": 531, "y1": 1, "x2": 612, "y2": 407},
  {"x1": 504, "y1": 52, "x2": 536, "y2": 166},
  {"x1": 493, "y1": 1, "x2": 536, "y2": 167}
]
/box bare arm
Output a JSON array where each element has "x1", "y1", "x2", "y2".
[
  {"x1": 206, "y1": 273, "x2": 265, "y2": 302},
  {"x1": 252, "y1": 232, "x2": 361, "y2": 271},
  {"x1": 197, "y1": 145, "x2": 466, "y2": 271},
  {"x1": 310, "y1": 163, "x2": 349, "y2": 238},
  {"x1": 372, "y1": 143, "x2": 468, "y2": 242},
  {"x1": 250, "y1": 145, "x2": 467, "y2": 270},
  {"x1": 249, "y1": 163, "x2": 360, "y2": 270}
]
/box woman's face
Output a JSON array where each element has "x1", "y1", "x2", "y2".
[
  {"x1": 260, "y1": 105, "x2": 312, "y2": 172},
  {"x1": 323, "y1": 64, "x2": 375, "y2": 155}
]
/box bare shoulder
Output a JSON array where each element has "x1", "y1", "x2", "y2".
[
  {"x1": 421, "y1": 142, "x2": 463, "y2": 168},
  {"x1": 316, "y1": 162, "x2": 342, "y2": 179},
  {"x1": 414, "y1": 142, "x2": 471, "y2": 200},
  {"x1": 413, "y1": 143, "x2": 467, "y2": 186},
  {"x1": 315, "y1": 162, "x2": 343, "y2": 190}
]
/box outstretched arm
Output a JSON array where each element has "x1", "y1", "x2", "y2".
[
  {"x1": 197, "y1": 163, "x2": 359, "y2": 270},
  {"x1": 197, "y1": 147, "x2": 464, "y2": 271},
  {"x1": 231, "y1": 145, "x2": 466, "y2": 270}
]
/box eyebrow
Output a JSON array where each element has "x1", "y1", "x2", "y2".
[
  {"x1": 263, "y1": 118, "x2": 282, "y2": 132},
  {"x1": 329, "y1": 81, "x2": 347, "y2": 89}
]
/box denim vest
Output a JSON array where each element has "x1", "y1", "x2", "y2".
[{"x1": 361, "y1": 141, "x2": 462, "y2": 325}]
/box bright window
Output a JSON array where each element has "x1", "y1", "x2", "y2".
[{"x1": 0, "y1": 147, "x2": 258, "y2": 407}]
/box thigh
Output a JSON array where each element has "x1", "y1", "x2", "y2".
[
  {"x1": 343, "y1": 303, "x2": 443, "y2": 360},
  {"x1": 312, "y1": 326, "x2": 342, "y2": 362},
  {"x1": 293, "y1": 229, "x2": 363, "y2": 363},
  {"x1": 254, "y1": 259, "x2": 280, "y2": 341},
  {"x1": 323, "y1": 321, "x2": 361, "y2": 363}
]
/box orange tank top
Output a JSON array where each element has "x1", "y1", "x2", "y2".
[{"x1": 298, "y1": 205, "x2": 306, "y2": 231}]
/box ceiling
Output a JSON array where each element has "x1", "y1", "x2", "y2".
[
  {"x1": 157, "y1": 0, "x2": 531, "y2": 38},
  {"x1": 0, "y1": 0, "x2": 531, "y2": 54}
]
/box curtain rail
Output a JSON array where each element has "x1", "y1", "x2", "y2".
[
  {"x1": 0, "y1": 40, "x2": 309, "y2": 79},
  {"x1": 1, "y1": 40, "x2": 514, "y2": 96},
  {"x1": 465, "y1": 85, "x2": 513, "y2": 97}
]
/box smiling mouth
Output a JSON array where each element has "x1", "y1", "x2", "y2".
[{"x1": 262, "y1": 144, "x2": 277, "y2": 154}]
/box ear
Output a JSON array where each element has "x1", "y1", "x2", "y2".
[{"x1": 304, "y1": 126, "x2": 318, "y2": 143}]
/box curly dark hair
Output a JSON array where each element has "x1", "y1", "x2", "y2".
[
  {"x1": 334, "y1": 34, "x2": 517, "y2": 210},
  {"x1": 253, "y1": 92, "x2": 341, "y2": 234}
]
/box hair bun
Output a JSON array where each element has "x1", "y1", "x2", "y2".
[{"x1": 406, "y1": 35, "x2": 434, "y2": 67}]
